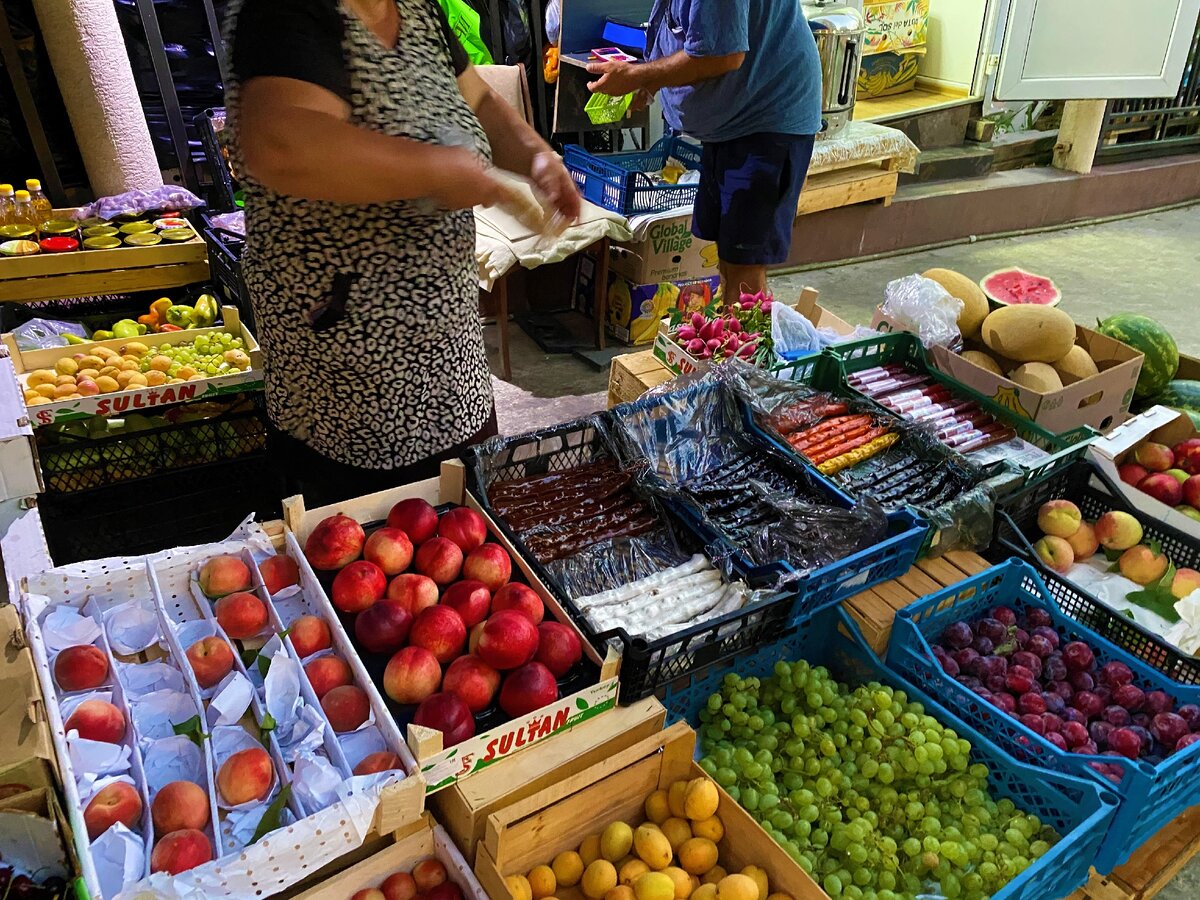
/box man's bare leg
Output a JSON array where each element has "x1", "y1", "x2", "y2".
[{"x1": 720, "y1": 260, "x2": 769, "y2": 301}]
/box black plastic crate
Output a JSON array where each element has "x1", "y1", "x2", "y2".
[
  {"x1": 198, "y1": 213, "x2": 254, "y2": 331},
  {"x1": 992, "y1": 459, "x2": 1200, "y2": 683},
  {"x1": 36, "y1": 393, "x2": 268, "y2": 495},
  {"x1": 39, "y1": 453, "x2": 283, "y2": 565},
  {"x1": 464, "y1": 416, "x2": 796, "y2": 702},
  {"x1": 0, "y1": 286, "x2": 224, "y2": 337},
  {"x1": 195, "y1": 107, "x2": 239, "y2": 213}
]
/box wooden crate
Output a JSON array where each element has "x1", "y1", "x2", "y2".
[
  {"x1": 475, "y1": 721, "x2": 825, "y2": 899},
  {"x1": 0, "y1": 213, "x2": 209, "y2": 303},
  {"x1": 1070, "y1": 808, "x2": 1200, "y2": 899},
  {"x1": 283, "y1": 461, "x2": 621, "y2": 797},
  {"x1": 842, "y1": 549, "x2": 992, "y2": 655},
  {"x1": 608, "y1": 350, "x2": 674, "y2": 408},
  {"x1": 293, "y1": 813, "x2": 487, "y2": 900},
  {"x1": 798, "y1": 160, "x2": 901, "y2": 216},
  {"x1": 433, "y1": 696, "x2": 667, "y2": 855}
]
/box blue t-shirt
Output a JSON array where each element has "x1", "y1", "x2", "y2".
[{"x1": 649, "y1": 0, "x2": 823, "y2": 143}]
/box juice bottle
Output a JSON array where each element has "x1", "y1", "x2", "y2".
[
  {"x1": 0, "y1": 184, "x2": 14, "y2": 227},
  {"x1": 25, "y1": 179, "x2": 52, "y2": 225},
  {"x1": 13, "y1": 190, "x2": 37, "y2": 233}
]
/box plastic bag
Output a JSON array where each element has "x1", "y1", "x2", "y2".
[
  {"x1": 771, "y1": 300, "x2": 879, "y2": 359},
  {"x1": 880, "y1": 274, "x2": 963, "y2": 351},
  {"x1": 74, "y1": 187, "x2": 203, "y2": 221},
  {"x1": 208, "y1": 210, "x2": 245, "y2": 236},
  {"x1": 435, "y1": 0, "x2": 495, "y2": 64},
  {"x1": 12, "y1": 318, "x2": 88, "y2": 351}
]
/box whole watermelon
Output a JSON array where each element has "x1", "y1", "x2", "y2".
[
  {"x1": 1160, "y1": 380, "x2": 1200, "y2": 413},
  {"x1": 1095, "y1": 314, "x2": 1179, "y2": 399}
]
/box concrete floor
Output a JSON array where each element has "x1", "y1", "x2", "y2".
[
  {"x1": 489, "y1": 202, "x2": 1200, "y2": 399},
  {"x1": 486, "y1": 204, "x2": 1200, "y2": 898}
]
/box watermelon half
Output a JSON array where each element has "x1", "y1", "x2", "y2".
[{"x1": 980, "y1": 268, "x2": 1062, "y2": 307}]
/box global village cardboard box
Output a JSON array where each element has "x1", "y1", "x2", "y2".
[{"x1": 608, "y1": 212, "x2": 719, "y2": 285}]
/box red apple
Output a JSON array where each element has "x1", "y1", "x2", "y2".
[
  {"x1": 387, "y1": 498, "x2": 439, "y2": 545},
  {"x1": 491, "y1": 583, "x2": 544, "y2": 624},
  {"x1": 443, "y1": 655, "x2": 500, "y2": 712},
  {"x1": 1119, "y1": 462, "x2": 1149, "y2": 486},
  {"x1": 409, "y1": 605, "x2": 467, "y2": 664},
  {"x1": 1135, "y1": 442, "x2": 1175, "y2": 472},
  {"x1": 414, "y1": 537, "x2": 463, "y2": 585},
  {"x1": 381, "y1": 871, "x2": 418, "y2": 900},
  {"x1": 440, "y1": 580, "x2": 492, "y2": 627},
  {"x1": 387, "y1": 573, "x2": 440, "y2": 616},
  {"x1": 535, "y1": 622, "x2": 582, "y2": 677},
  {"x1": 462, "y1": 543, "x2": 512, "y2": 593},
  {"x1": 84, "y1": 781, "x2": 142, "y2": 839},
  {"x1": 54, "y1": 645, "x2": 109, "y2": 692},
  {"x1": 259, "y1": 554, "x2": 300, "y2": 594},
  {"x1": 412, "y1": 692, "x2": 475, "y2": 746},
  {"x1": 383, "y1": 646, "x2": 442, "y2": 704},
  {"x1": 437, "y1": 507, "x2": 487, "y2": 553},
  {"x1": 1185, "y1": 474, "x2": 1200, "y2": 510},
  {"x1": 476, "y1": 610, "x2": 539, "y2": 670},
  {"x1": 332, "y1": 560, "x2": 387, "y2": 613},
  {"x1": 413, "y1": 859, "x2": 448, "y2": 891},
  {"x1": 214, "y1": 590, "x2": 269, "y2": 640},
  {"x1": 499, "y1": 662, "x2": 559, "y2": 717},
  {"x1": 289, "y1": 615, "x2": 332, "y2": 658},
  {"x1": 64, "y1": 699, "x2": 125, "y2": 743},
  {"x1": 304, "y1": 515, "x2": 366, "y2": 570},
  {"x1": 364, "y1": 528, "x2": 414, "y2": 577},
  {"x1": 1174, "y1": 438, "x2": 1200, "y2": 474},
  {"x1": 186, "y1": 635, "x2": 235, "y2": 688},
  {"x1": 1140, "y1": 472, "x2": 1184, "y2": 507},
  {"x1": 355, "y1": 600, "x2": 414, "y2": 654}
]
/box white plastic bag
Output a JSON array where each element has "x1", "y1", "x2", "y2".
[{"x1": 880, "y1": 274, "x2": 964, "y2": 351}]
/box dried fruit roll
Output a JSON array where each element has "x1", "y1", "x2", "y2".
[{"x1": 817, "y1": 432, "x2": 900, "y2": 475}]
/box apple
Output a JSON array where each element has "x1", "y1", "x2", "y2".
[
  {"x1": 364, "y1": 527, "x2": 414, "y2": 576},
  {"x1": 151, "y1": 780, "x2": 210, "y2": 833},
  {"x1": 84, "y1": 781, "x2": 142, "y2": 839},
  {"x1": 409, "y1": 605, "x2": 467, "y2": 664},
  {"x1": 499, "y1": 662, "x2": 559, "y2": 717},
  {"x1": 437, "y1": 507, "x2": 487, "y2": 553},
  {"x1": 412, "y1": 692, "x2": 475, "y2": 747},
  {"x1": 332, "y1": 560, "x2": 387, "y2": 613},
  {"x1": 351, "y1": 891, "x2": 384, "y2": 900},
  {"x1": 304, "y1": 655, "x2": 353, "y2": 699},
  {"x1": 186, "y1": 635, "x2": 235, "y2": 688},
  {"x1": 443, "y1": 655, "x2": 500, "y2": 712},
  {"x1": 1135, "y1": 441, "x2": 1174, "y2": 472},
  {"x1": 214, "y1": 590, "x2": 269, "y2": 640},
  {"x1": 462, "y1": 543, "x2": 512, "y2": 592},
  {"x1": 387, "y1": 498, "x2": 439, "y2": 545},
  {"x1": 1177, "y1": 505, "x2": 1200, "y2": 523},
  {"x1": 64, "y1": 699, "x2": 125, "y2": 743},
  {"x1": 381, "y1": 872, "x2": 418, "y2": 900},
  {"x1": 1167, "y1": 469, "x2": 1192, "y2": 484},
  {"x1": 354, "y1": 600, "x2": 413, "y2": 655},
  {"x1": 321, "y1": 684, "x2": 371, "y2": 732},
  {"x1": 259, "y1": 554, "x2": 299, "y2": 594},
  {"x1": 1119, "y1": 462, "x2": 1149, "y2": 486},
  {"x1": 54, "y1": 644, "x2": 109, "y2": 692},
  {"x1": 490, "y1": 583, "x2": 544, "y2": 624},
  {"x1": 198, "y1": 555, "x2": 252, "y2": 599},
  {"x1": 423, "y1": 884, "x2": 463, "y2": 900},
  {"x1": 304, "y1": 515, "x2": 365, "y2": 570},
  {"x1": 476, "y1": 610, "x2": 539, "y2": 670},
  {"x1": 535, "y1": 622, "x2": 582, "y2": 677},
  {"x1": 289, "y1": 615, "x2": 332, "y2": 658},
  {"x1": 1185, "y1": 475, "x2": 1200, "y2": 509},
  {"x1": 383, "y1": 646, "x2": 442, "y2": 704},
  {"x1": 217, "y1": 747, "x2": 273, "y2": 805},
  {"x1": 413, "y1": 859, "x2": 448, "y2": 891},
  {"x1": 441, "y1": 580, "x2": 492, "y2": 627},
  {"x1": 150, "y1": 829, "x2": 212, "y2": 875},
  {"x1": 414, "y1": 537, "x2": 463, "y2": 585},
  {"x1": 1174, "y1": 438, "x2": 1200, "y2": 474},
  {"x1": 1139, "y1": 472, "x2": 1184, "y2": 507},
  {"x1": 386, "y1": 573, "x2": 440, "y2": 616}
]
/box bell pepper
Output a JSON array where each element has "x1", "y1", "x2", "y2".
[
  {"x1": 165, "y1": 304, "x2": 196, "y2": 328},
  {"x1": 111, "y1": 319, "x2": 141, "y2": 339},
  {"x1": 192, "y1": 293, "x2": 219, "y2": 327},
  {"x1": 138, "y1": 297, "x2": 174, "y2": 333},
  {"x1": 159, "y1": 324, "x2": 182, "y2": 332}
]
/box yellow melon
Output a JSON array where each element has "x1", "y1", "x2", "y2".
[
  {"x1": 923, "y1": 268, "x2": 989, "y2": 340},
  {"x1": 981, "y1": 306, "x2": 1076, "y2": 363}
]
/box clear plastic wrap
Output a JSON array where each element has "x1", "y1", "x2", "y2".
[
  {"x1": 719, "y1": 363, "x2": 997, "y2": 555},
  {"x1": 880, "y1": 274, "x2": 964, "y2": 351},
  {"x1": 771, "y1": 300, "x2": 880, "y2": 359},
  {"x1": 11, "y1": 317, "x2": 88, "y2": 350},
  {"x1": 73, "y1": 186, "x2": 204, "y2": 221}
]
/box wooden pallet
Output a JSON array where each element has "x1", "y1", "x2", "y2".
[
  {"x1": 841, "y1": 549, "x2": 992, "y2": 655},
  {"x1": 798, "y1": 160, "x2": 902, "y2": 216},
  {"x1": 1068, "y1": 808, "x2": 1200, "y2": 900}
]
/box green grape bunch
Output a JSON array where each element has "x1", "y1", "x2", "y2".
[{"x1": 696, "y1": 660, "x2": 1059, "y2": 900}]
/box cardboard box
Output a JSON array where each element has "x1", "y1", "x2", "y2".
[
  {"x1": 872, "y1": 309, "x2": 1143, "y2": 433},
  {"x1": 609, "y1": 213, "x2": 718, "y2": 284},
  {"x1": 1088, "y1": 405, "x2": 1200, "y2": 540},
  {"x1": 606, "y1": 273, "x2": 722, "y2": 345},
  {"x1": 0, "y1": 348, "x2": 41, "y2": 502},
  {"x1": 655, "y1": 287, "x2": 855, "y2": 377},
  {"x1": 607, "y1": 350, "x2": 675, "y2": 408}
]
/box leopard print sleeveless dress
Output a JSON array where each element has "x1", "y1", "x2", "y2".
[{"x1": 224, "y1": 0, "x2": 493, "y2": 469}]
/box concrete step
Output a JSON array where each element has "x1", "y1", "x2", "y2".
[
  {"x1": 871, "y1": 102, "x2": 974, "y2": 150},
  {"x1": 902, "y1": 145, "x2": 996, "y2": 184}
]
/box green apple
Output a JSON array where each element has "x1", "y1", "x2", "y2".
[
  {"x1": 1175, "y1": 505, "x2": 1200, "y2": 523},
  {"x1": 1167, "y1": 469, "x2": 1191, "y2": 484}
]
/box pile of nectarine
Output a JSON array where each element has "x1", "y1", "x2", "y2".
[
  {"x1": 302, "y1": 500, "x2": 585, "y2": 748},
  {"x1": 349, "y1": 856, "x2": 461, "y2": 900},
  {"x1": 149, "y1": 780, "x2": 214, "y2": 874}
]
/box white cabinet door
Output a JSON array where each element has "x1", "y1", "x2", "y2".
[{"x1": 995, "y1": 0, "x2": 1200, "y2": 100}]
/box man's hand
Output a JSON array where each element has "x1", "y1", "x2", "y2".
[
  {"x1": 531, "y1": 151, "x2": 582, "y2": 222},
  {"x1": 630, "y1": 88, "x2": 654, "y2": 112},
  {"x1": 587, "y1": 60, "x2": 648, "y2": 96}
]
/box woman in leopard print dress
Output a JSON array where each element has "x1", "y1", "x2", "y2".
[{"x1": 225, "y1": 0, "x2": 579, "y2": 505}]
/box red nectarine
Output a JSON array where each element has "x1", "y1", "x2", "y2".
[
  {"x1": 217, "y1": 747, "x2": 273, "y2": 805},
  {"x1": 535, "y1": 622, "x2": 582, "y2": 677},
  {"x1": 289, "y1": 614, "x2": 332, "y2": 658},
  {"x1": 321, "y1": 684, "x2": 371, "y2": 732},
  {"x1": 259, "y1": 554, "x2": 300, "y2": 595},
  {"x1": 386, "y1": 573, "x2": 440, "y2": 616},
  {"x1": 353, "y1": 751, "x2": 404, "y2": 776},
  {"x1": 409, "y1": 605, "x2": 467, "y2": 664},
  {"x1": 443, "y1": 654, "x2": 500, "y2": 712},
  {"x1": 414, "y1": 537, "x2": 463, "y2": 586},
  {"x1": 304, "y1": 655, "x2": 353, "y2": 699},
  {"x1": 186, "y1": 635, "x2": 235, "y2": 688},
  {"x1": 412, "y1": 692, "x2": 475, "y2": 747},
  {"x1": 364, "y1": 527, "x2": 415, "y2": 576},
  {"x1": 54, "y1": 644, "x2": 109, "y2": 692},
  {"x1": 151, "y1": 829, "x2": 213, "y2": 874},
  {"x1": 84, "y1": 781, "x2": 142, "y2": 839},
  {"x1": 332, "y1": 560, "x2": 387, "y2": 613},
  {"x1": 476, "y1": 610, "x2": 539, "y2": 670},
  {"x1": 491, "y1": 583, "x2": 544, "y2": 625},
  {"x1": 387, "y1": 498, "x2": 439, "y2": 545},
  {"x1": 462, "y1": 543, "x2": 511, "y2": 593},
  {"x1": 214, "y1": 590, "x2": 269, "y2": 640},
  {"x1": 354, "y1": 600, "x2": 413, "y2": 655},
  {"x1": 151, "y1": 780, "x2": 210, "y2": 833},
  {"x1": 305, "y1": 515, "x2": 365, "y2": 570},
  {"x1": 383, "y1": 646, "x2": 442, "y2": 704},
  {"x1": 65, "y1": 699, "x2": 125, "y2": 743},
  {"x1": 437, "y1": 507, "x2": 487, "y2": 553},
  {"x1": 440, "y1": 580, "x2": 492, "y2": 627},
  {"x1": 499, "y1": 662, "x2": 559, "y2": 717}
]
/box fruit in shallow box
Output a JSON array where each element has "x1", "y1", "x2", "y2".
[
  {"x1": 980, "y1": 305, "x2": 1076, "y2": 364},
  {"x1": 199, "y1": 554, "x2": 252, "y2": 598},
  {"x1": 462, "y1": 542, "x2": 512, "y2": 592},
  {"x1": 415, "y1": 537, "x2": 464, "y2": 585},
  {"x1": 441, "y1": 579, "x2": 492, "y2": 627},
  {"x1": 53, "y1": 644, "x2": 109, "y2": 691},
  {"x1": 536, "y1": 621, "x2": 583, "y2": 676},
  {"x1": 1140, "y1": 472, "x2": 1184, "y2": 506},
  {"x1": 409, "y1": 604, "x2": 467, "y2": 663},
  {"x1": 217, "y1": 746, "x2": 273, "y2": 804},
  {"x1": 1174, "y1": 438, "x2": 1200, "y2": 474},
  {"x1": 214, "y1": 590, "x2": 269, "y2": 639},
  {"x1": 259, "y1": 554, "x2": 299, "y2": 594},
  {"x1": 1065, "y1": 521, "x2": 1100, "y2": 561},
  {"x1": 151, "y1": 829, "x2": 213, "y2": 874},
  {"x1": 1053, "y1": 345, "x2": 1100, "y2": 382},
  {"x1": 354, "y1": 599, "x2": 413, "y2": 654},
  {"x1": 321, "y1": 684, "x2": 371, "y2": 732},
  {"x1": 304, "y1": 514, "x2": 366, "y2": 570},
  {"x1": 1171, "y1": 568, "x2": 1200, "y2": 600},
  {"x1": 152, "y1": 780, "x2": 210, "y2": 833},
  {"x1": 289, "y1": 614, "x2": 332, "y2": 658},
  {"x1": 412, "y1": 691, "x2": 475, "y2": 746},
  {"x1": 65, "y1": 699, "x2": 124, "y2": 743},
  {"x1": 332, "y1": 560, "x2": 387, "y2": 613},
  {"x1": 1095, "y1": 510, "x2": 1143, "y2": 550},
  {"x1": 413, "y1": 858, "x2": 448, "y2": 891},
  {"x1": 364, "y1": 527, "x2": 414, "y2": 576},
  {"x1": 477, "y1": 609, "x2": 539, "y2": 670},
  {"x1": 1135, "y1": 441, "x2": 1175, "y2": 472},
  {"x1": 387, "y1": 572, "x2": 440, "y2": 616},
  {"x1": 438, "y1": 506, "x2": 488, "y2": 552},
  {"x1": 84, "y1": 781, "x2": 142, "y2": 839},
  {"x1": 186, "y1": 635, "x2": 235, "y2": 688},
  {"x1": 1034, "y1": 535, "x2": 1074, "y2": 574},
  {"x1": 304, "y1": 655, "x2": 353, "y2": 699},
  {"x1": 1184, "y1": 474, "x2": 1200, "y2": 509},
  {"x1": 381, "y1": 871, "x2": 417, "y2": 900},
  {"x1": 443, "y1": 654, "x2": 500, "y2": 712},
  {"x1": 1096, "y1": 313, "x2": 1179, "y2": 399},
  {"x1": 492, "y1": 582, "x2": 544, "y2": 624},
  {"x1": 353, "y1": 751, "x2": 404, "y2": 776},
  {"x1": 387, "y1": 498, "x2": 439, "y2": 545}
]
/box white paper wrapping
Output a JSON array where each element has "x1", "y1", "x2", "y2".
[
  {"x1": 92, "y1": 824, "x2": 146, "y2": 900},
  {"x1": 291, "y1": 755, "x2": 343, "y2": 816},
  {"x1": 104, "y1": 600, "x2": 163, "y2": 655},
  {"x1": 205, "y1": 671, "x2": 255, "y2": 727},
  {"x1": 142, "y1": 736, "x2": 207, "y2": 793},
  {"x1": 129, "y1": 689, "x2": 200, "y2": 741},
  {"x1": 1165, "y1": 588, "x2": 1200, "y2": 654},
  {"x1": 41, "y1": 606, "x2": 103, "y2": 653},
  {"x1": 117, "y1": 659, "x2": 188, "y2": 696}
]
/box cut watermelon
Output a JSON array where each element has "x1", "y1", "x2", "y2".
[{"x1": 980, "y1": 268, "x2": 1062, "y2": 307}]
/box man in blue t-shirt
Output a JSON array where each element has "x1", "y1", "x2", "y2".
[{"x1": 588, "y1": 0, "x2": 823, "y2": 297}]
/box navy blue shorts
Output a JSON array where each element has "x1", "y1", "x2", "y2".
[{"x1": 692, "y1": 132, "x2": 816, "y2": 266}]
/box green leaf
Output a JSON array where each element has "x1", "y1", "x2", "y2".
[
  {"x1": 259, "y1": 711, "x2": 277, "y2": 744},
  {"x1": 1123, "y1": 609, "x2": 1136, "y2": 619},
  {"x1": 1149, "y1": 538, "x2": 1163, "y2": 556},
  {"x1": 172, "y1": 715, "x2": 207, "y2": 748},
  {"x1": 576, "y1": 697, "x2": 589, "y2": 711},
  {"x1": 251, "y1": 784, "x2": 292, "y2": 844},
  {"x1": 1124, "y1": 587, "x2": 1182, "y2": 623},
  {"x1": 1107, "y1": 558, "x2": 1122, "y2": 574},
  {"x1": 1157, "y1": 562, "x2": 1178, "y2": 591},
  {"x1": 1104, "y1": 548, "x2": 1123, "y2": 563},
  {"x1": 257, "y1": 654, "x2": 271, "y2": 679}
]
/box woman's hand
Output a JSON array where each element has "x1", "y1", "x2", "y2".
[
  {"x1": 531, "y1": 151, "x2": 582, "y2": 222},
  {"x1": 429, "y1": 146, "x2": 509, "y2": 210}
]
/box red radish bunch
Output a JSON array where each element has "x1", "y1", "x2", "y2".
[{"x1": 675, "y1": 311, "x2": 761, "y2": 362}]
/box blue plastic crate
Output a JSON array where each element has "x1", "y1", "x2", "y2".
[
  {"x1": 660, "y1": 605, "x2": 1118, "y2": 900},
  {"x1": 611, "y1": 379, "x2": 928, "y2": 622},
  {"x1": 563, "y1": 137, "x2": 703, "y2": 216},
  {"x1": 887, "y1": 558, "x2": 1200, "y2": 873}
]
